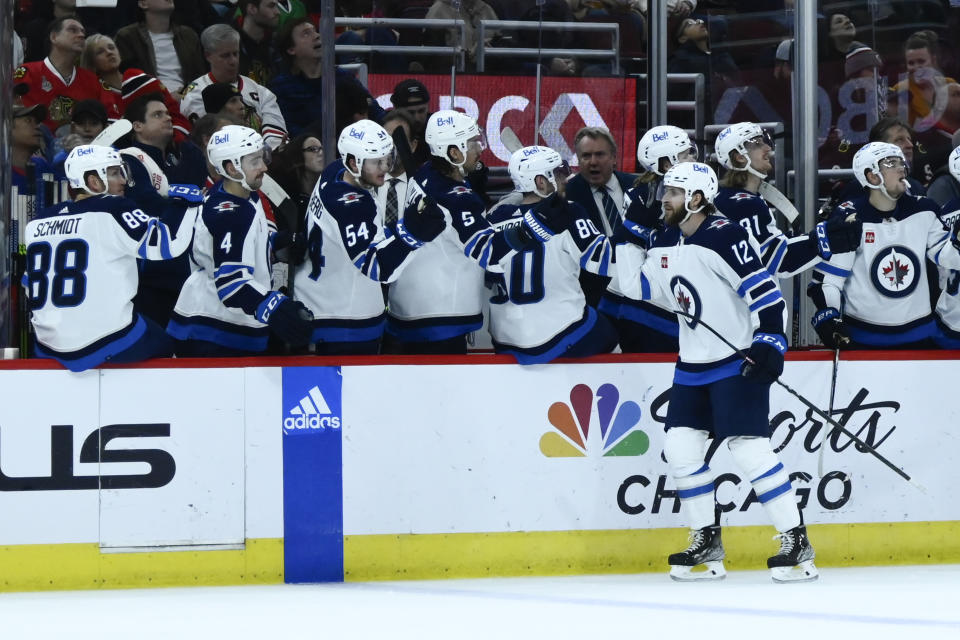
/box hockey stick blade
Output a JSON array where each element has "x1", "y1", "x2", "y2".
[
  {"x1": 758, "y1": 181, "x2": 800, "y2": 223},
  {"x1": 392, "y1": 127, "x2": 419, "y2": 178},
  {"x1": 91, "y1": 118, "x2": 133, "y2": 148},
  {"x1": 500, "y1": 126, "x2": 523, "y2": 154},
  {"x1": 672, "y1": 309, "x2": 925, "y2": 492},
  {"x1": 818, "y1": 347, "x2": 840, "y2": 478}
]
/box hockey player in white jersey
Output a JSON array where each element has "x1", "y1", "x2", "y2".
[
  {"x1": 601, "y1": 125, "x2": 695, "y2": 353},
  {"x1": 714, "y1": 121, "x2": 862, "y2": 277},
  {"x1": 808, "y1": 142, "x2": 960, "y2": 349},
  {"x1": 167, "y1": 125, "x2": 314, "y2": 355},
  {"x1": 23, "y1": 145, "x2": 198, "y2": 372},
  {"x1": 934, "y1": 146, "x2": 960, "y2": 348},
  {"x1": 616, "y1": 162, "x2": 817, "y2": 583},
  {"x1": 485, "y1": 146, "x2": 617, "y2": 363},
  {"x1": 293, "y1": 119, "x2": 445, "y2": 355}
]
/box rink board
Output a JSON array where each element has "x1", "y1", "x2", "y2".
[{"x1": 0, "y1": 353, "x2": 958, "y2": 591}]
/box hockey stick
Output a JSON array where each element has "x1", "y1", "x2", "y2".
[
  {"x1": 818, "y1": 346, "x2": 840, "y2": 477},
  {"x1": 500, "y1": 126, "x2": 523, "y2": 154},
  {"x1": 259, "y1": 173, "x2": 301, "y2": 296},
  {"x1": 392, "y1": 126, "x2": 419, "y2": 180},
  {"x1": 670, "y1": 309, "x2": 923, "y2": 491},
  {"x1": 758, "y1": 181, "x2": 799, "y2": 223},
  {"x1": 91, "y1": 118, "x2": 133, "y2": 148}
]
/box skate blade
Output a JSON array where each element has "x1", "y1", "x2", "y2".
[
  {"x1": 770, "y1": 560, "x2": 819, "y2": 583},
  {"x1": 669, "y1": 560, "x2": 726, "y2": 582}
]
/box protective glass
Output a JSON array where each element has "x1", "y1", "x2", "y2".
[
  {"x1": 363, "y1": 148, "x2": 397, "y2": 174},
  {"x1": 552, "y1": 160, "x2": 571, "y2": 183},
  {"x1": 879, "y1": 157, "x2": 906, "y2": 170},
  {"x1": 744, "y1": 131, "x2": 774, "y2": 152}
]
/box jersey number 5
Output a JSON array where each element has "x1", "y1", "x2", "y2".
[{"x1": 25, "y1": 240, "x2": 89, "y2": 309}]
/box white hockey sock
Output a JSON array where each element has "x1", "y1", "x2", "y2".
[
  {"x1": 665, "y1": 427, "x2": 715, "y2": 530},
  {"x1": 727, "y1": 436, "x2": 801, "y2": 533}
]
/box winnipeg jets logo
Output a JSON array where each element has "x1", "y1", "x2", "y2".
[
  {"x1": 870, "y1": 245, "x2": 920, "y2": 298},
  {"x1": 337, "y1": 192, "x2": 362, "y2": 205},
  {"x1": 707, "y1": 218, "x2": 731, "y2": 230},
  {"x1": 448, "y1": 185, "x2": 472, "y2": 196},
  {"x1": 213, "y1": 201, "x2": 238, "y2": 212},
  {"x1": 669, "y1": 275, "x2": 702, "y2": 328},
  {"x1": 730, "y1": 192, "x2": 755, "y2": 201}
]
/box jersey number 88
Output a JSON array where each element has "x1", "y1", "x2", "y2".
[{"x1": 24, "y1": 240, "x2": 89, "y2": 309}]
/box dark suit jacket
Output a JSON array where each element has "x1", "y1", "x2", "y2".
[{"x1": 566, "y1": 170, "x2": 638, "y2": 236}]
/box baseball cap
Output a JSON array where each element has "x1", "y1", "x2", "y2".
[
  {"x1": 13, "y1": 102, "x2": 46, "y2": 121},
  {"x1": 390, "y1": 79, "x2": 429, "y2": 108},
  {"x1": 775, "y1": 39, "x2": 794, "y2": 65},
  {"x1": 202, "y1": 82, "x2": 242, "y2": 114},
  {"x1": 844, "y1": 45, "x2": 882, "y2": 78},
  {"x1": 71, "y1": 99, "x2": 108, "y2": 125}
]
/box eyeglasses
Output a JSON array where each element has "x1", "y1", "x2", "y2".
[{"x1": 302, "y1": 146, "x2": 323, "y2": 154}]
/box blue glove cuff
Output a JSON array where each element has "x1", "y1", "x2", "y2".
[
  {"x1": 811, "y1": 307, "x2": 840, "y2": 329},
  {"x1": 623, "y1": 222, "x2": 656, "y2": 248},
  {"x1": 521, "y1": 209, "x2": 555, "y2": 243},
  {"x1": 167, "y1": 184, "x2": 204, "y2": 203},
  {"x1": 255, "y1": 291, "x2": 287, "y2": 323},
  {"x1": 395, "y1": 220, "x2": 425, "y2": 249},
  {"x1": 815, "y1": 221, "x2": 831, "y2": 260},
  {"x1": 753, "y1": 332, "x2": 787, "y2": 355}
]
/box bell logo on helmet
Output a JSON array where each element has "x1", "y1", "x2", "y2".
[
  {"x1": 523, "y1": 147, "x2": 540, "y2": 156},
  {"x1": 213, "y1": 133, "x2": 229, "y2": 145},
  {"x1": 348, "y1": 128, "x2": 365, "y2": 140},
  {"x1": 77, "y1": 147, "x2": 94, "y2": 156},
  {"x1": 693, "y1": 164, "x2": 709, "y2": 174},
  {"x1": 652, "y1": 131, "x2": 669, "y2": 142},
  {"x1": 436, "y1": 116, "x2": 454, "y2": 127}
]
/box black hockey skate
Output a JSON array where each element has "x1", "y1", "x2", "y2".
[
  {"x1": 768, "y1": 524, "x2": 819, "y2": 583},
  {"x1": 668, "y1": 525, "x2": 726, "y2": 581}
]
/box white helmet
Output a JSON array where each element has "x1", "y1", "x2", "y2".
[
  {"x1": 207, "y1": 125, "x2": 265, "y2": 192},
  {"x1": 337, "y1": 119, "x2": 395, "y2": 180},
  {"x1": 853, "y1": 141, "x2": 906, "y2": 201},
  {"x1": 510, "y1": 146, "x2": 569, "y2": 197},
  {"x1": 637, "y1": 125, "x2": 697, "y2": 175},
  {"x1": 120, "y1": 147, "x2": 170, "y2": 196},
  {"x1": 715, "y1": 121, "x2": 772, "y2": 179},
  {"x1": 425, "y1": 109, "x2": 484, "y2": 173},
  {"x1": 663, "y1": 161, "x2": 718, "y2": 223},
  {"x1": 948, "y1": 145, "x2": 960, "y2": 184},
  {"x1": 64, "y1": 144, "x2": 127, "y2": 195}
]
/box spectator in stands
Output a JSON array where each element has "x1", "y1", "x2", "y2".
[
  {"x1": 17, "y1": 0, "x2": 138, "y2": 64},
  {"x1": 125, "y1": 93, "x2": 208, "y2": 188},
  {"x1": 889, "y1": 31, "x2": 956, "y2": 134},
  {"x1": 667, "y1": 16, "x2": 740, "y2": 121},
  {"x1": 80, "y1": 34, "x2": 192, "y2": 143},
  {"x1": 15, "y1": 15, "x2": 117, "y2": 137},
  {"x1": 50, "y1": 100, "x2": 108, "y2": 177},
  {"x1": 269, "y1": 17, "x2": 383, "y2": 137},
  {"x1": 181, "y1": 24, "x2": 289, "y2": 149},
  {"x1": 927, "y1": 131, "x2": 960, "y2": 207},
  {"x1": 426, "y1": 0, "x2": 498, "y2": 66},
  {"x1": 275, "y1": 0, "x2": 307, "y2": 28},
  {"x1": 114, "y1": 0, "x2": 207, "y2": 98},
  {"x1": 390, "y1": 79, "x2": 431, "y2": 166},
  {"x1": 202, "y1": 83, "x2": 249, "y2": 124},
  {"x1": 265, "y1": 131, "x2": 323, "y2": 235},
  {"x1": 566, "y1": 127, "x2": 636, "y2": 307},
  {"x1": 235, "y1": 0, "x2": 280, "y2": 85},
  {"x1": 11, "y1": 103, "x2": 47, "y2": 192}
]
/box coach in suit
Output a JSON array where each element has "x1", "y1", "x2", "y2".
[{"x1": 566, "y1": 126, "x2": 637, "y2": 306}]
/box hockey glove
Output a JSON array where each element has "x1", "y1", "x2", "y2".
[
  {"x1": 809, "y1": 216, "x2": 862, "y2": 259},
  {"x1": 740, "y1": 332, "x2": 787, "y2": 384},
  {"x1": 256, "y1": 292, "x2": 315, "y2": 346},
  {"x1": 272, "y1": 230, "x2": 307, "y2": 264},
  {"x1": 612, "y1": 220, "x2": 657, "y2": 250},
  {"x1": 167, "y1": 184, "x2": 204, "y2": 204},
  {"x1": 397, "y1": 196, "x2": 446, "y2": 247},
  {"x1": 811, "y1": 308, "x2": 851, "y2": 349},
  {"x1": 522, "y1": 193, "x2": 574, "y2": 242}
]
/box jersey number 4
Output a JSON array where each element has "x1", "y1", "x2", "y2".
[{"x1": 25, "y1": 240, "x2": 89, "y2": 309}]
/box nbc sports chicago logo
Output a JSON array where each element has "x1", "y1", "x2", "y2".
[{"x1": 539, "y1": 383, "x2": 649, "y2": 457}]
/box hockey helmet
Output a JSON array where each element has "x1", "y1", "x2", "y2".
[
  {"x1": 337, "y1": 119, "x2": 396, "y2": 180},
  {"x1": 852, "y1": 141, "x2": 906, "y2": 200},
  {"x1": 207, "y1": 125, "x2": 266, "y2": 192},
  {"x1": 637, "y1": 125, "x2": 697, "y2": 175},
  {"x1": 662, "y1": 161, "x2": 718, "y2": 221},
  {"x1": 64, "y1": 144, "x2": 127, "y2": 196},
  {"x1": 948, "y1": 145, "x2": 960, "y2": 184},
  {"x1": 425, "y1": 110, "x2": 485, "y2": 173},
  {"x1": 715, "y1": 121, "x2": 773, "y2": 178},
  {"x1": 510, "y1": 146, "x2": 569, "y2": 197}
]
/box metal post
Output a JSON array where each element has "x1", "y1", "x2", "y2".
[
  {"x1": 795, "y1": 0, "x2": 818, "y2": 345},
  {"x1": 647, "y1": 0, "x2": 667, "y2": 127},
  {"x1": 320, "y1": 0, "x2": 336, "y2": 168},
  {"x1": 1, "y1": 0, "x2": 13, "y2": 345}
]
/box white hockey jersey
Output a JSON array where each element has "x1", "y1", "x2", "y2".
[
  {"x1": 180, "y1": 73, "x2": 287, "y2": 149},
  {"x1": 24, "y1": 194, "x2": 197, "y2": 367},
  {"x1": 809, "y1": 195, "x2": 960, "y2": 345},
  {"x1": 616, "y1": 215, "x2": 787, "y2": 384},
  {"x1": 486, "y1": 200, "x2": 611, "y2": 355},
  {"x1": 934, "y1": 199, "x2": 960, "y2": 341},
  {"x1": 294, "y1": 161, "x2": 418, "y2": 343},
  {"x1": 168, "y1": 183, "x2": 276, "y2": 351}
]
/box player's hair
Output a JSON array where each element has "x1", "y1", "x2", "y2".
[
  {"x1": 124, "y1": 92, "x2": 166, "y2": 125},
  {"x1": 383, "y1": 108, "x2": 415, "y2": 131},
  {"x1": 79, "y1": 33, "x2": 115, "y2": 73},
  {"x1": 869, "y1": 117, "x2": 914, "y2": 144},
  {"x1": 719, "y1": 167, "x2": 750, "y2": 189},
  {"x1": 574, "y1": 127, "x2": 618, "y2": 160},
  {"x1": 201, "y1": 24, "x2": 241, "y2": 55},
  {"x1": 275, "y1": 17, "x2": 312, "y2": 67}
]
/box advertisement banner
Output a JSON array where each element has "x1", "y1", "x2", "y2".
[
  {"x1": 341, "y1": 360, "x2": 960, "y2": 536},
  {"x1": 281, "y1": 366, "x2": 344, "y2": 583},
  {"x1": 369, "y1": 74, "x2": 638, "y2": 170}
]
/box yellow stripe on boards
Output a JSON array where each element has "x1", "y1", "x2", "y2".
[
  {"x1": 0, "y1": 538, "x2": 284, "y2": 592},
  {"x1": 344, "y1": 522, "x2": 960, "y2": 581}
]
